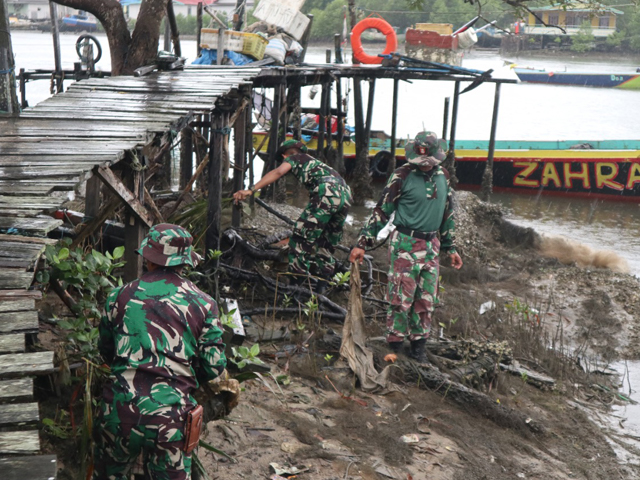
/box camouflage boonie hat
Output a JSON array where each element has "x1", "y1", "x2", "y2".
[
  {"x1": 136, "y1": 223, "x2": 202, "y2": 267},
  {"x1": 277, "y1": 139, "x2": 308, "y2": 157},
  {"x1": 405, "y1": 131, "x2": 447, "y2": 167}
]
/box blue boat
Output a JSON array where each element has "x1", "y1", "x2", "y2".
[
  {"x1": 514, "y1": 67, "x2": 640, "y2": 90},
  {"x1": 61, "y1": 14, "x2": 97, "y2": 32}
]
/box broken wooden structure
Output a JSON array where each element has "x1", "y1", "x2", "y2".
[{"x1": 0, "y1": 65, "x2": 259, "y2": 477}]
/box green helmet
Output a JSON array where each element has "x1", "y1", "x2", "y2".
[
  {"x1": 136, "y1": 223, "x2": 202, "y2": 267},
  {"x1": 276, "y1": 139, "x2": 308, "y2": 157},
  {"x1": 405, "y1": 131, "x2": 447, "y2": 167}
]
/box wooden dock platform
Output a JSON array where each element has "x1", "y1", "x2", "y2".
[{"x1": 0, "y1": 66, "x2": 260, "y2": 477}]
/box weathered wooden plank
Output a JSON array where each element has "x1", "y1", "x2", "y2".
[
  {"x1": 0, "y1": 185, "x2": 54, "y2": 196},
  {"x1": 0, "y1": 290, "x2": 42, "y2": 300},
  {"x1": 0, "y1": 258, "x2": 35, "y2": 269},
  {"x1": 0, "y1": 335, "x2": 25, "y2": 354},
  {"x1": 0, "y1": 402, "x2": 39, "y2": 426},
  {"x1": 0, "y1": 431, "x2": 40, "y2": 454},
  {"x1": 0, "y1": 168, "x2": 92, "y2": 181},
  {"x1": 0, "y1": 299, "x2": 35, "y2": 312},
  {"x1": 94, "y1": 166, "x2": 154, "y2": 228},
  {"x1": 0, "y1": 311, "x2": 39, "y2": 334},
  {"x1": 0, "y1": 352, "x2": 55, "y2": 378},
  {"x1": 0, "y1": 219, "x2": 64, "y2": 238},
  {"x1": 0, "y1": 454, "x2": 57, "y2": 480},
  {"x1": 0, "y1": 242, "x2": 46, "y2": 256},
  {"x1": 0, "y1": 270, "x2": 36, "y2": 290},
  {"x1": 0, "y1": 378, "x2": 33, "y2": 403}
]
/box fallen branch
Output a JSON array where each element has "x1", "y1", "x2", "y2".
[{"x1": 241, "y1": 306, "x2": 345, "y2": 321}]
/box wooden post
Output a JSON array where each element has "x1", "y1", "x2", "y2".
[
  {"x1": 85, "y1": 175, "x2": 101, "y2": 222},
  {"x1": 48, "y1": 1, "x2": 62, "y2": 94},
  {"x1": 444, "y1": 81, "x2": 460, "y2": 188},
  {"x1": 180, "y1": 127, "x2": 193, "y2": 190},
  {"x1": 388, "y1": 78, "x2": 399, "y2": 175},
  {"x1": 317, "y1": 83, "x2": 327, "y2": 159},
  {"x1": 364, "y1": 79, "x2": 375, "y2": 142},
  {"x1": 123, "y1": 153, "x2": 146, "y2": 282},
  {"x1": 0, "y1": 0, "x2": 19, "y2": 114},
  {"x1": 481, "y1": 83, "x2": 501, "y2": 201},
  {"x1": 166, "y1": 0, "x2": 182, "y2": 56},
  {"x1": 196, "y1": 2, "x2": 203, "y2": 57},
  {"x1": 206, "y1": 112, "x2": 225, "y2": 259},
  {"x1": 264, "y1": 85, "x2": 281, "y2": 183},
  {"x1": 334, "y1": 34, "x2": 343, "y2": 64},
  {"x1": 217, "y1": 26, "x2": 225, "y2": 65},
  {"x1": 325, "y1": 49, "x2": 331, "y2": 63},
  {"x1": 298, "y1": 14, "x2": 314, "y2": 62},
  {"x1": 245, "y1": 90, "x2": 255, "y2": 208},
  {"x1": 231, "y1": 105, "x2": 246, "y2": 228},
  {"x1": 442, "y1": 97, "x2": 450, "y2": 140},
  {"x1": 336, "y1": 78, "x2": 344, "y2": 168}
]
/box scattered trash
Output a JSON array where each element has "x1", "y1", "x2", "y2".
[
  {"x1": 269, "y1": 462, "x2": 310, "y2": 477},
  {"x1": 280, "y1": 442, "x2": 302, "y2": 454},
  {"x1": 479, "y1": 301, "x2": 496, "y2": 314},
  {"x1": 384, "y1": 353, "x2": 398, "y2": 363},
  {"x1": 400, "y1": 434, "x2": 420, "y2": 443},
  {"x1": 416, "y1": 416, "x2": 431, "y2": 434}
]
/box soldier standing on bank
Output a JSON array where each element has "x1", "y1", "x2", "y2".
[
  {"x1": 350, "y1": 132, "x2": 463, "y2": 363},
  {"x1": 234, "y1": 140, "x2": 352, "y2": 292},
  {"x1": 93, "y1": 224, "x2": 227, "y2": 480}
]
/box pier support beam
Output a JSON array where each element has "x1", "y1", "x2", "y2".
[
  {"x1": 0, "y1": 0, "x2": 19, "y2": 115},
  {"x1": 481, "y1": 83, "x2": 501, "y2": 201},
  {"x1": 232, "y1": 105, "x2": 247, "y2": 228},
  {"x1": 388, "y1": 78, "x2": 399, "y2": 175},
  {"x1": 443, "y1": 81, "x2": 460, "y2": 188}
]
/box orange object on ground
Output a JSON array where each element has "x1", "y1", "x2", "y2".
[
  {"x1": 384, "y1": 353, "x2": 398, "y2": 363},
  {"x1": 351, "y1": 17, "x2": 397, "y2": 64}
]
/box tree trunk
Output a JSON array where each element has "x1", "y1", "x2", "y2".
[{"x1": 53, "y1": 0, "x2": 166, "y2": 76}]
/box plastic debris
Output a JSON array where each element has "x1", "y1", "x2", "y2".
[{"x1": 479, "y1": 301, "x2": 496, "y2": 314}]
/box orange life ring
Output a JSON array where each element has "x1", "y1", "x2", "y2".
[{"x1": 351, "y1": 17, "x2": 397, "y2": 65}]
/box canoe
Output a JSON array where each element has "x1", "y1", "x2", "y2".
[{"x1": 514, "y1": 67, "x2": 640, "y2": 90}]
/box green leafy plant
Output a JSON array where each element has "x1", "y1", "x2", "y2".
[
  {"x1": 332, "y1": 271, "x2": 351, "y2": 287},
  {"x1": 230, "y1": 344, "x2": 264, "y2": 369},
  {"x1": 303, "y1": 295, "x2": 319, "y2": 317}
]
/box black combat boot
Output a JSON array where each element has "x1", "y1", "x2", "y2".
[
  {"x1": 409, "y1": 338, "x2": 429, "y2": 364},
  {"x1": 388, "y1": 341, "x2": 403, "y2": 353}
]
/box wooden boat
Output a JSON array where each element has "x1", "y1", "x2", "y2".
[
  {"x1": 254, "y1": 132, "x2": 640, "y2": 201},
  {"x1": 455, "y1": 140, "x2": 640, "y2": 201},
  {"x1": 514, "y1": 67, "x2": 640, "y2": 90}
]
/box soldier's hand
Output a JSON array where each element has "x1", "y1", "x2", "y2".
[
  {"x1": 449, "y1": 252, "x2": 463, "y2": 270},
  {"x1": 349, "y1": 247, "x2": 365, "y2": 264},
  {"x1": 233, "y1": 190, "x2": 252, "y2": 204}
]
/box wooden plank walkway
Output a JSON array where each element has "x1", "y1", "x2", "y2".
[{"x1": 0, "y1": 66, "x2": 261, "y2": 477}]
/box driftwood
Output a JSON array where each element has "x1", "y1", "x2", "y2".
[
  {"x1": 241, "y1": 306, "x2": 345, "y2": 321},
  {"x1": 224, "y1": 229, "x2": 284, "y2": 262}
]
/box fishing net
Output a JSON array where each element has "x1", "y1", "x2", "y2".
[{"x1": 340, "y1": 262, "x2": 392, "y2": 392}]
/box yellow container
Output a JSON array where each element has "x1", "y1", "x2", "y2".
[
  {"x1": 241, "y1": 33, "x2": 268, "y2": 60},
  {"x1": 415, "y1": 23, "x2": 453, "y2": 35}
]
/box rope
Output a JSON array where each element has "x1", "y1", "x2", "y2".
[
  {"x1": 212, "y1": 127, "x2": 232, "y2": 135},
  {"x1": 0, "y1": 67, "x2": 14, "y2": 75}
]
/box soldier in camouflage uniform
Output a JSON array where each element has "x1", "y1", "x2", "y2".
[
  {"x1": 234, "y1": 140, "x2": 352, "y2": 290},
  {"x1": 350, "y1": 132, "x2": 463, "y2": 363},
  {"x1": 94, "y1": 224, "x2": 226, "y2": 480}
]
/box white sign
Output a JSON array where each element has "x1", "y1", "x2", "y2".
[{"x1": 253, "y1": 0, "x2": 310, "y2": 40}]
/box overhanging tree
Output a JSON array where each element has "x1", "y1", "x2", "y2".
[{"x1": 53, "y1": 0, "x2": 168, "y2": 75}]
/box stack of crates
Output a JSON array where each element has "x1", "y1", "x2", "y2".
[{"x1": 200, "y1": 29, "x2": 268, "y2": 60}]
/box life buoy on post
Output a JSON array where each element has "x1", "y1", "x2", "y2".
[{"x1": 351, "y1": 17, "x2": 397, "y2": 65}]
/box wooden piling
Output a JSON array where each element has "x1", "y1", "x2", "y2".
[
  {"x1": 443, "y1": 81, "x2": 460, "y2": 188},
  {"x1": 48, "y1": 1, "x2": 62, "y2": 94},
  {"x1": 196, "y1": 3, "x2": 203, "y2": 57},
  {"x1": 180, "y1": 127, "x2": 193, "y2": 190},
  {"x1": 166, "y1": 0, "x2": 182, "y2": 57},
  {"x1": 317, "y1": 82, "x2": 327, "y2": 159},
  {"x1": 334, "y1": 34, "x2": 343, "y2": 64},
  {"x1": 206, "y1": 112, "x2": 225, "y2": 259},
  {"x1": 231, "y1": 105, "x2": 246, "y2": 228},
  {"x1": 481, "y1": 83, "x2": 501, "y2": 201},
  {"x1": 123, "y1": 153, "x2": 146, "y2": 282},
  {"x1": 442, "y1": 97, "x2": 450, "y2": 140},
  {"x1": 388, "y1": 78, "x2": 399, "y2": 175}
]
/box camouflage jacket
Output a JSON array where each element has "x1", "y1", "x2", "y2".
[
  {"x1": 356, "y1": 164, "x2": 457, "y2": 253},
  {"x1": 285, "y1": 153, "x2": 349, "y2": 199},
  {"x1": 99, "y1": 268, "x2": 226, "y2": 422}
]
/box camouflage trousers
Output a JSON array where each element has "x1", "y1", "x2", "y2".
[
  {"x1": 93, "y1": 413, "x2": 191, "y2": 480},
  {"x1": 288, "y1": 185, "x2": 352, "y2": 280},
  {"x1": 386, "y1": 230, "x2": 440, "y2": 343}
]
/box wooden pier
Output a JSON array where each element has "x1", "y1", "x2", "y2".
[{"x1": 0, "y1": 65, "x2": 260, "y2": 477}]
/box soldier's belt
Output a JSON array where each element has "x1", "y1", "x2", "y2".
[{"x1": 395, "y1": 226, "x2": 438, "y2": 241}]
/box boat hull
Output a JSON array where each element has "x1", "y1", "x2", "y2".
[
  {"x1": 514, "y1": 69, "x2": 640, "y2": 90},
  {"x1": 456, "y1": 149, "x2": 640, "y2": 201}
]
